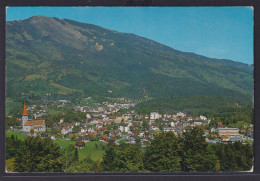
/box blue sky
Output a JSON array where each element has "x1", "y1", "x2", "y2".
[{"x1": 6, "y1": 7, "x2": 253, "y2": 64}]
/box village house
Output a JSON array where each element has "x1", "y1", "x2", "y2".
[
  {"x1": 150, "y1": 112, "x2": 160, "y2": 120},
  {"x1": 61, "y1": 127, "x2": 72, "y2": 135},
  {"x1": 96, "y1": 122, "x2": 103, "y2": 128},
  {"x1": 119, "y1": 124, "x2": 130, "y2": 133},
  {"x1": 99, "y1": 135, "x2": 108, "y2": 141},
  {"x1": 75, "y1": 141, "x2": 85, "y2": 149},
  {"x1": 51, "y1": 134, "x2": 57, "y2": 140},
  {"x1": 200, "y1": 115, "x2": 207, "y2": 121},
  {"x1": 88, "y1": 127, "x2": 95, "y2": 133},
  {"x1": 176, "y1": 112, "x2": 186, "y2": 117},
  {"x1": 187, "y1": 117, "x2": 193, "y2": 121},
  {"x1": 81, "y1": 135, "x2": 89, "y2": 142},
  {"x1": 210, "y1": 127, "x2": 217, "y2": 133},
  {"x1": 88, "y1": 132, "x2": 95, "y2": 138},
  {"x1": 218, "y1": 122, "x2": 223, "y2": 127},
  {"x1": 211, "y1": 134, "x2": 218, "y2": 139},
  {"x1": 81, "y1": 127, "x2": 87, "y2": 133},
  {"x1": 74, "y1": 122, "x2": 80, "y2": 126}
]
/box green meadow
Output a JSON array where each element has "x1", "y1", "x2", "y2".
[
  {"x1": 6, "y1": 132, "x2": 106, "y2": 161},
  {"x1": 6, "y1": 132, "x2": 28, "y2": 140}
]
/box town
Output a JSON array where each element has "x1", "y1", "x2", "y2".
[{"x1": 7, "y1": 97, "x2": 254, "y2": 150}]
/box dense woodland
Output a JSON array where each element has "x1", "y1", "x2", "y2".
[{"x1": 6, "y1": 127, "x2": 253, "y2": 172}]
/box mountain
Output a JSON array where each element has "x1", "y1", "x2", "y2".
[{"x1": 6, "y1": 16, "x2": 253, "y2": 105}]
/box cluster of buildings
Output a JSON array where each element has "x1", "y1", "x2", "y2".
[{"x1": 18, "y1": 99, "x2": 253, "y2": 148}]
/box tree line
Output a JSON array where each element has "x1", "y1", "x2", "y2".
[
  {"x1": 101, "y1": 127, "x2": 253, "y2": 172},
  {"x1": 6, "y1": 127, "x2": 253, "y2": 172}
]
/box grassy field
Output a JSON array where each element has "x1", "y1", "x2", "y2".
[
  {"x1": 229, "y1": 121, "x2": 250, "y2": 128},
  {"x1": 53, "y1": 139, "x2": 75, "y2": 149},
  {"x1": 78, "y1": 141, "x2": 106, "y2": 161},
  {"x1": 6, "y1": 132, "x2": 106, "y2": 161},
  {"x1": 6, "y1": 132, "x2": 28, "y2": 140},
  {"x1": 54, "y1": 140, "x2": 106, "y2": 161}
]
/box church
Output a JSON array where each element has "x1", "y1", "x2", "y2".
[{"x1": 22, "y1": 102, "x2": 46, "y2": 133}]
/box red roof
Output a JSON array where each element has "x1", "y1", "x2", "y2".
[
  {"x1": 88, "y1": 133, "x2": 95, "y2": 137},
  {"x1": 222, "y1": 136, "x2": 230, "y2": 139},
  {"x1": 69, "y1": 134, "x2": 74, "y2": 138},
  {"x1": 211, "y1": 134, "x2": 217, "y2": 138},
  {"x1": 24, "y1": 120, "x2": 45, "y2": 126},
  {"x1": 218, "y1": 122, "x2": 223, "y2": 127},
  {"x1": 33, "y1": 126, "x2": 43, "y2": 129},
  {"x1": 102, "y1": 135, "x2": 108, "y2": 139}
]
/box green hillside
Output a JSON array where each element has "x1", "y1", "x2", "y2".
[
  {"x1": 135, "y1": 95, "x2": 253, "y2": 122},
  {"x1": 6, "y1": 16, "x2": 253, "y2": 104}
]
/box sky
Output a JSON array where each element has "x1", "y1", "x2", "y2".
[{"x1": 6, "y1": 7, "x2": 254, "y2": 64}]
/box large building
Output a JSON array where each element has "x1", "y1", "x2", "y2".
[
  {"x1": 217, "y1": 127, "x2": 239, "y2": 136},
  {"x1": 22, "y1": 102, "x2": 46, "y2": 132}
]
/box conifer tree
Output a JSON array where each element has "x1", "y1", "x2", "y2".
[
  {"x1": 182, "y1": 127, "x2": 217, "y2": 172},
  {"x1": 74, "y1": 148, "x2": 79, "y2": 162},
  {"x1": 144, "y1": 132, "x2": 182, "y2": 172},
  {"x1": 101, "y1": 141, "x2": 118, "y2": 171},
  {"x1": 14, "y1": 136, "x2": 63, "y2": 172}
]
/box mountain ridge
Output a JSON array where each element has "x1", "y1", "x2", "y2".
[
  {"x1": 6, "y1": 16, "x2": 253, "y2": 104},
  {"x1": 7, "y1": 16, "x2": 253, "y2": 67}
]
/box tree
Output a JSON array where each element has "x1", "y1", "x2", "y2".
[
  {"x1": 74, "y1": 148, "x2": 79, "y2": 162},
  {"x1": 144, "y1": 132, "x2": 182, "y2": 172},
  {"x1": 14, "y1": 136, "x2": 63, "y2": 172},
  {"x1": 101, "y1": 142, "x2": 118, "y2": 172},
  {"x1": 6, "y1": 117, "x2": 21, "y2": 129},
  {"x1": 72, "y1": 125, "x2": 80, "y2": 133},
  {"x1": 6, "y1": 135, "x2": 23, "y2": 160},
  {"x1": 182, "y1": 127, "x2": 217, "y2": 172},
  {"x1": 142, "y1": 120, "x2": 150, "y2": 131},
  {"x1": 45, "y1": 119, "x2": 54, "y2": 128},
  {"x1": 116, "y1": 143, "x2": 144, "y2": 172}
]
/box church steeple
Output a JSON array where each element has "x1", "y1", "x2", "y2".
[{"x1": 22, "y1": 102, "x2": 28, "y2": 116}]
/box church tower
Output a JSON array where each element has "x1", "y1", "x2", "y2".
[{"x1": 22, "y1": 102, "x2": 28, "y2": 130}]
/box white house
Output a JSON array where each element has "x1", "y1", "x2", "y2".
[
  {"x1": 210, "y1": 127, "x2": 217, "y2": 133},
  {"x1": 170, "y1": 122, "x2": 176, "y2": 127},
  {"x1": 51, "y1": 135, "x2": 57, "y2": 140},
  {"x1": 87, "y1": 127, "x2": 95, "y2": 133},
  {"x1": 124, "y1": 126, "x2": 130, "y2": 132},
  {"x1": 61, "y1": 127, "x2": 72, "y2": 135},
  {"x1": 150, "y1": 112, "x2": 160, "y2": 120},
  {"x1": 86, "y1": 113, "x2": 91, "y2": 119},
  {"x1": 176, "y1": 112, "x2": 186, "y2": 117},
  {"x1": 119, "y1": 125, "x2": 130, "y2": 133},
  {"x1": 194, "y1": 121, "x2": 202, "y2": 126},
  {"x1": 200, "y1": 115, "x2": 207, "y2": 121},
  {"x1": 81, "y1": 127, "x2": 88, "y2": 133},
  {"x1": 74, "y1": 122, "x2": 80, "y2": 126}
]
